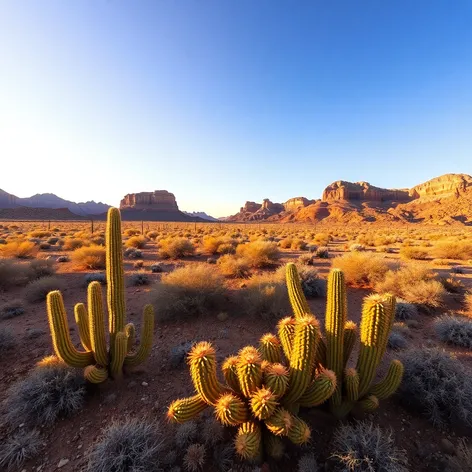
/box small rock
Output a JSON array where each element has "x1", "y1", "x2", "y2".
[
  {"x1": 141, "y1": 381, "x2": 149, "y2": 387},
  {"x1": 58, "y1": 458, "x2": 69, "y2": 468}
]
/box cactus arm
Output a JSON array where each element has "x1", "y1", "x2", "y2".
[
  {"x1": 74, "y1": 303, "x2": 92, "y2": 351},
  {"x1": 250, "y1": 387, "x2": 278, "y2": 420},
  {"x1": 343, "y1": 321, "x2": 357, "y2": 365},
  {"x1": 344, "y1": 368, "x2": 360, "y2": 402},
  {"x1": 215, "y1": 393, "x2": 249, "y2": 425},
  {"x1": 222, "y1": 356, "x2": 242, "y2": 394},
  {"x1": 277, "y1": 317, "x2": 296, "y2": 361},
  {"x1": 358, "y1": 394, "x2": 379, "y2": 411},
  {"x1": 298, "y1": 369, "x2": 337, "y2": 407},
  {"x1": 286, "y1": 263, "x2": 311, "y2": 319},
  {"x1": 315, "y1": 336, "x2": 327, "y2": 366},
  {"x1": 46, "y1": 291, "x2": 95, "y2": 368},
  {"x1": 265, "y1": 433, "x2": 285, "y2": 460},
  {"x1": 110, "y1": 331, "x2": 128, "y2": 379},
  {"x1": 265, "y1": 407, "x2": 294, "y2": 436},
  {"x1": 259, "y1": 333, "x2": 282, "y2": 363},
  {"x1": 325, "y1": 269, "x2": 347, "y2": 408},
  {"x1": 87, "y1": 281, "x2": 108, "y2": 366},
  {"x1": 106, "y1": 207, "x2": 126, "y2": 348},
  {"x1": 124, "y1": 304, "x2": 154, "y2": 367},
  {"x1": 369, "y1": 359, "x2": 404, "y2": 400},
  {"x1": 284, "y1": 315, "x2": 319, "y2": 404},
  {"x1": 264, "y1": 363, "x2": 289, "y2": 398},
  {"x1": 167, "y1": 395, "x2": 208, "y2": 423},
  {"x1": 356, "y1": 295, "x2": 389, "y2": 397},
  {"x1": 124, "y1": 323, "x2": 135, "y2": 354},
  {"x1": 188, "y1": 342, "x2": 224, "y2": 405},
  {"x1": 237, "y1": 346, "x2": 263, "y2": 398},
  {"x1": 287, "y1": 416, "x2": 311, "y2": 445},
  {"x1": 84, "y1": 365, "x2": 109, "y2": 383},
  {"x1": 234, "y1": 421, "x2": 262, "y2": 460}
]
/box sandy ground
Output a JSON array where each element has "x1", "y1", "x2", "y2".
[{"x1": 0, "y1": 235, "x2": 471, "y2": 471}]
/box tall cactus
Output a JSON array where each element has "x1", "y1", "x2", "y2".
[{"x1": 45, "y1": 207, "x2": 154, "y2": 383}]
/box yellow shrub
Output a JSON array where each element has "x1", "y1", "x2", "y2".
[
  {"x1": 236, "y1": 241, "x2": 280, "y2": 268},
  {"x1": 0, "y1": 241, "x2": 38, "y2": 259},
  {"x1": 125, "y1": 236, "x2": 147, "y2": 249},
  {"x1": 72, "y1": 245, "x2": 106, "y2": 270}
]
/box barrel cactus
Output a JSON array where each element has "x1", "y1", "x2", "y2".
[{"x1": 45, "y1": 208, "x2": 154, "y2": 383}]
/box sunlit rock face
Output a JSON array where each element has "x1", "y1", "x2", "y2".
[
  {"x1": 283, "y1": 197, "x2": 311, "y2": 211},
  {"x1": 409, "y1": 174, "x2": 472, "y2": 200},
  {"x1": 322, "y1": 181, "x2": 411, "y2": 203},
  {"x1": 120, "y1": 191, "x2": 179, "y2": 211}
]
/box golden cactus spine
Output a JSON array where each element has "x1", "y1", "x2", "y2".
[
  {"x1": 167, "y1": 395, "x2": 208, "y2": 423},
  {"x1": 369, "y1": 359, "x2": 404, "y2": 400},
  {"x1": 325, "y1": 269, "x2": 347, "y2": 408},
  {"x1": 45, "y1": 207, "x2": 154, "y2": 383}
]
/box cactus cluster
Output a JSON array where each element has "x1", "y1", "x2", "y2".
[
  {"x1": 167, "y1": 266, "x2": 338, "y2": 461},
  {"x1": 168, "y1": 263, "x2": 404, "y2": 461},
  {"x1": 45, "y1": 208, "x2": 154, "y2": 383}
]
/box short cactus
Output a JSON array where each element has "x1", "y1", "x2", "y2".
[{"x1": 45, "y1": 208, "x2": 154, "y2": 383}]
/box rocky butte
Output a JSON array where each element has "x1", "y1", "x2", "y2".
[{"x1": 120, "y1": 190, "x2": 179, "y2": 211}]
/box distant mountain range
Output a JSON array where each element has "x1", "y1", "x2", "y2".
[
  {"x1": 0, "y1": 189, "x2": 110, "y2": 216},
  {"x1": 183, "y1": 211, "x2": 218, "y2": 222}
]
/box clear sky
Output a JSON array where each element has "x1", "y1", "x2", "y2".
[{"x1": 1, "y1": 1, "x2": 471, "y2": 217}]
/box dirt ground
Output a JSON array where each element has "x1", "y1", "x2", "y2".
[{"x1": 1, "y1": 232, "x2": 471, "y2": 471}]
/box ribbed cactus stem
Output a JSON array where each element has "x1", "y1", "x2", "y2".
[
  {"x1": 344, "y1": 368, "x2": 359, "y2": 402},
  {"x1": 234, "y1": 421, "x2": 262, "y2": 460},
  {"x1": 264, "y1": 363, "x2": 289, "y2": 398},
  {"x1": 250, "y1": 387, "x2": 278, "y2": 420},
  {"x1": 237, "y1": 346, "x2": 263, "y2": 398},
  {"x1": 167, "y1": 395, "x2": 208, "y2": 423},
  {"x1": 287, "y1": 416, "x2": 311, "y2": 445},
  {"x1": 358, "y1": 394, "x2": 379, "y2": 411},
  {"x1": 284, "y1": 315, "x2": 319, "y2": 404},
  {"x1": 84, "y1": 365, "x2": 108, "y2": 383},
  {"x1": 369, "y1": 359, "x2": 404, "y2": 400},
  {"x1": 188, "y1": 342, "x2": 224, "y2": 405},
  {"x1": 356, "y1": 295, "x2": 389, "y2": 397},
  {"x1": 277, "y1": 317, "x2": 296, "y2": 361},
  {"x1": 87, "y1": 281, "x2": 108, "y2": 366},
  {"x1": 316, "y1": 337, "x2": 327, "y2": 366},
  {"x1": 110, "y1": 331, "x2": 128, "y2": 379},
  {"x1": 265, "y1": 407, "x2": 293, "y2": 436},
  {"x1": 325, "y1": 269, "x2": 347, "y2": 408},
  {"x1": 286, "y1": 263, "x2": 311, "y2": 320},
  {"x1": 298, "y1": 369, "x2": 337, "y2": 407},
  {"x1": 215, "y1": 393, "x2": 249, "y2": 426},
  {"x1": 106, "y1": 207, "x2": 126, "y2": 349},
  {"x1": 46, "y1": 291, "x2": 94, "y2": 368},
  {"x1": 343, "y1": 321, "x2": 357, "y2": 365},
  {"x1": 124, "y1": 323, "x2": 135, "y2": 354},
  {"x1": 259, "y1": 333, "x2": 282, "y2": 363},
  {"x1": 74, "y1": 303, "x2": 91, "y2": 351},
  {"x1": 124, "y1": 304, "x2": 154, "y2": 367},
  {"x1": 222, "y1": 356, "x2": 242, "y2": 394}
]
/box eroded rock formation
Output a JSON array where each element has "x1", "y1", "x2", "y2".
[
  {"x1": 410, "y1": 174, "x2": 472, "y2": 200},
  {"x1": 120, "y1": 190, "x2": 179, "y2": 211},
  {"x1": 322, "y1": 181, "x2": 411, "y2": 203}
]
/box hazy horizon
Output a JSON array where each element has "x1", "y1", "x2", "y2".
[{"x1": 1, "y1": 1, "x2": 471, "y2": 217}]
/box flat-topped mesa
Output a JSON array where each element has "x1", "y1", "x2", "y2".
[
  {"x1": 283, "y1": 197, "x2": 311, "y2": 212},
  {"x1": 322, "y1": 181, "x2": 411, "y2": 203},
  {"x1": 409, "y1": 173, "x2": 472, "y2": 200},
  {"x1": 240, "y1": 201, "x2": 261, "y2": 214},
  {"x1": 120, "y1": 190, "x2": 179, "y2": 212}
]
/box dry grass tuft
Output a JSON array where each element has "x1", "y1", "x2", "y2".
[
  {"x1": 332, "y1": 252, "x2": 392, "y2": 287},
  {"x1": 72, "y1": 245, "x2": 106, "y2": 270},
  {"x1": 158, "y1": 237, "x2": 195, "y2": 259},
  {"x1": 0, "y1": 241, "x2": 38, "y2": 259},
  {"x1": 236, "y1": 241, "x2": 280, "y2": 268}
]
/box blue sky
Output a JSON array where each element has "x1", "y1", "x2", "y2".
[{"x1": 0, "y1": 1, "x2": 471, "y2": 217}]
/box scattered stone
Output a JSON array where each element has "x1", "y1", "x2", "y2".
[
  {"x1": 141, "y1": 381, "x2": 149, "y2": 387},
  {"x1": 58, "y1": 458, "x2": 69, "y2": 468}
]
